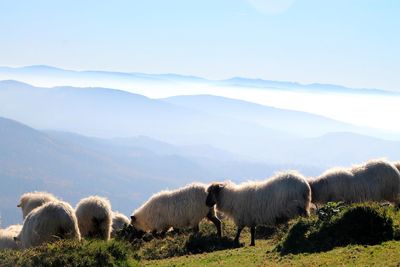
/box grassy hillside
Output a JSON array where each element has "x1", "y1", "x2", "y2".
[
  {"x1": 147, "y1": 240, "x2": 400, "y2": 267},
  {"x1": 1, "y1": 203, "x2": 400, "y2": 266}
]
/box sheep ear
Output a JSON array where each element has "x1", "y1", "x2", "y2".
[{"x1": 130, "y1": 215, "x2": 136, "y2": 221}]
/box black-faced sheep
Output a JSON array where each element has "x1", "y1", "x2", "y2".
[
  {"x1": 111, "y1": 211, "x2": 130, "y2": 237},
  {"x1": 18, "y1": 191, "x2": 59, "y2": 219},
  {"x1": 309, "y1": 159, "x2": 400, "y2": 205},
  {"x1": 75, "y1": 196, "x2": 113, "y2": 240},
  {"x1": 16, "y1": 201, "x2": 80, "y2": 248},
  {"x1": 206, "y1": 171, "x2": 311, "y2": 246},
  {"x1": 130, "y1": 183, "x2": 221, "y2": 237}
]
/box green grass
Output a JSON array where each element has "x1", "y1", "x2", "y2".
[
  {"x1": 144, "y1": 240, "x2": 400, "y2": 267},
  {"x1": 2, "y1": 203, "x2": 400, "y2": 266}
]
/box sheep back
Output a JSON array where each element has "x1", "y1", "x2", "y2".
[
  {"x1": 217, "y1": 171, "x2": 311, "y2": 228},
  {"x1": 131, "y1": 183, "x2": 210, "y2": 232},
  {"x1": 18, "y1": 201, "x2": 80, "y2": 248},
  {"x1": 75, "y1": 196, "x2": 112, "y2": 240},
  {"x1": 309, "y1": 168, "x2": 355, "y2": 204},
  {"x1": 310, "y1": 159, "x2": 400, "y2": 204},
  {"x1": 351, "y1": 159, "x2": 400, "y2": 203}
]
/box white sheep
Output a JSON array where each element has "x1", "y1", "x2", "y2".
[
  {"x1": 111, "y1": 211, "x2": 130, "y2": 238},
  {"x1": 16, "y1": 201, "x2": 80, "y2": 248},
  {"x1": 18, "y1": 191, "x2": 59, "y2": 219},
  {"x1": 130, "y1": 183, "x2": 222, "y2": 237},
  {"x1": 0, "y1": 225, "x2": 22, "y2": 250},
  {"x1": 309, "y1": 159, "x2": 400, "y2": 205},
  {"x1": 206, "y1": 171, "x2": 311, "y2": 246},
  {"x1": 75, "y1": 196, "x2": 113, "y2": 240}
]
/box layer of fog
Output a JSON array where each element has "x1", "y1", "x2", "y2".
[{"x1": 1, "y1": 69, "x2": 399, "y2": 133}]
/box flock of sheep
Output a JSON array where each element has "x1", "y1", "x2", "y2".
[
  {"x1": 1, "y1": 159, "x2": 400, "y2": 250},
  {"x1": 0, "y1": 195, "x2": 130, "y2": 250}
]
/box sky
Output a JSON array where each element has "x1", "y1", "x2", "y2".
[{"x1": 0, "y1": 0, "x2": 400, "y2": 91}]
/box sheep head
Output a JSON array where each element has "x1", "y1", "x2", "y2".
[
  {"x1": 130, "y1": 214, "x2": 145, "y2": 231},
  {"x1": 206, "y1": 183, "x2": 225, "y2": 207},
  {"x1": 130, "y1": 215, "x2": 136, "y2": 225}
]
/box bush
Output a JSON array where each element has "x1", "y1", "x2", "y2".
[
  {"x1": 0, "y1": 239, "x2": 139, "y2": 267},
  {"x1": 277, "y1": 203, "x2": 394, "y2": 255}
]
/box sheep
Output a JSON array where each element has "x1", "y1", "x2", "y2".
[
  {"x1": 18, "y1": 191, "x2": 59, "y2": 219},
  {"x1": 206, "y1": 171, "x2": 311, "y2": 246},
  {"x1": 0, "y1": 225, "x2": 22, "y2": 250},
  {"x1": 111, "y1": 211, "x2": 130, "y2": 238},
  {"x1": 130, "y1": 183, "x2": 222, "y2": 237},
  {"x1": 15, "y1": 201, "x2": 80, "y2": 248},
  {"x1": 309, "y1": 159, "x2": 400, "y2": 205},
  {"x1": 75, "y1": 196, "x2": 113, "y2": 240},
  {"x1": 308, "y1": 168, "x2": 355, "y2": 205}
]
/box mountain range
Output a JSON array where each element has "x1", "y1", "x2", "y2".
[
  {"x1": 0, "y1": 117, "x2": 314, "y2": 226},
  {"x1": 0, "y1": 65, "x2": 397, "y2": 95}
]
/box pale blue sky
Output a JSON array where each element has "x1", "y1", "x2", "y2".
[{"x1": 1, "y1": 0, "x2": 399, "y2": 90}]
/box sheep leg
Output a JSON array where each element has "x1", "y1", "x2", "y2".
[
  {"x1": 207, "y1": 210, "x2": 222, "y2": 238},
  {"x1": 234, "y1": 226, "x2": 243, "y2": 246},
  {"x1": 250, "y1": 226, "x2": 256, "y2": 246},
  {"x1": 160, "y1": 229, "x2": 167, "y2": 238},
  {"x1": 193, "y1": 224, "x2": 200, "y2": 234}
]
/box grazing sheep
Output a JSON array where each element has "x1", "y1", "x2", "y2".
[
  {"x1": 16, "y1": 201, "x2": 80, "y2": 248},
  {"x1": 309, "y1": 159, "x2": 400, "y2": 205},
  {"x1": 130, "y1": 183, "x2": 222, "y2": 237},
  {"x1": 0, "y1": 225, "x2": 22, "y2": 250},
  {"x1": 18, "y1": 191, "x2": 59, "y2": 219},
  {"x1": 111, "y1": 211, "x2": 130, "y2": 237},
  {"x1": 206, "y1": 171, "x2": 311, "y2": 246},
  {"x1": 75, "y1": 196, "x2": 113, "y2": 240}
]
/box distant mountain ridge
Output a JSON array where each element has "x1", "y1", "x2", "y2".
[{"x1": 0, "y1": 65, "x2": 397, "y2": 95}]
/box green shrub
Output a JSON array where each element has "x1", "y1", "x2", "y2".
[
  {"x1": 316, "y1": 201, "x2": 345, "y2": 221},
  {"x1": 277, "y1": 203, "x2": 394, "y2": 255},
  {"x1": 0, "y1": 239, "x2": 139, "y2": 267}
]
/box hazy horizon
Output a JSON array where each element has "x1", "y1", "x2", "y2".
[{"x1": 1, "y1": 65, "x2": 400, "y2": 133}]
